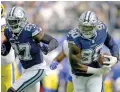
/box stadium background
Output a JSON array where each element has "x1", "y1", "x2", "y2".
[{"x1": 1, "y1": 1, "x2": 120, "y2": 92}]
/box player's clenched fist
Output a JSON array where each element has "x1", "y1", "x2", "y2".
[
  {"x1": 98, "y1": 54, "x2": 117, "y2": 68},
  {"x1": 103, "y1": 55, "x2": 117, "y2": 68}
]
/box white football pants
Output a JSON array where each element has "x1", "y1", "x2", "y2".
[
  {"x1": 12, "y1": 69, "x2": 45, "y2": 92},
  {"x1": 72, "y1": 74, "x2": 103, "y2": 92}
]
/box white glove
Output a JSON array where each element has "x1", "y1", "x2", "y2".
[
  {"x1": 103, "y1": 55, "x2": 117, "y2": 68},
  {"x1": 100, "y1": 66, "x2": 111, "y2": 74},
  {"x1": 87, "y1": 66, "x2": 111, "y2": 75}
]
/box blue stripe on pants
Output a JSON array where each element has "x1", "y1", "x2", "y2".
[{"x1": 17, "y1": 69, "x2": 44, "y2": 92}]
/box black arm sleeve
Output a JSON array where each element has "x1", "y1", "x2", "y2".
[
  {"x1": 104, "y1": 32, "x2": 119, "y2": 60},
  {"x1": 41, "y1": 34, "x2": 59, "y2": 52}
]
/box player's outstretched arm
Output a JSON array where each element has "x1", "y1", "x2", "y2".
[
  {"x1": 50, "y1": 51, "x2": 66, "y2": 70},
  {"x1": 54, "y1": 51, "x2": 66, "y2": 63},
  {"x1": 50, "y1": 40, "x2": 68, "y2": 70},
  {"x1": 104, "y1": 32, "x2": 119, "y2": 60},
  {"x1": 33, "y1": 31, "x2": 59, "y2": 54}
]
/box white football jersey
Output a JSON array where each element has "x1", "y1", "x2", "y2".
[
  {"x1": 1, "y1": 48, "x2": 15, "y2": 65},
  {"x1": 62, "y1": 40, "x2": 69, "y2": 58},
  {"x1": 62, "y1": 40, "x2": 72, "y2": 75},
  {"x1": 1, "y1": 17, "x2": 6, "y2": 26}
]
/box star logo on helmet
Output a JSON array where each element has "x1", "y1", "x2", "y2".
[{"x1": 15, "y1": 10, "x2": 24, "y2": 18}]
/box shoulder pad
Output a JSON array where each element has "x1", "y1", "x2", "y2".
[
  {"x1": 25, "y1": 23, "x2": 42, "y2": 36},
  {"x1": 97, "y1": 21, "x2": 107, "y2": 31},
  {"x1": 24, "y1": 23, "x2": 35, "y2": 31},
  {"x1": 67, "y1": 28, "x2": 80, "y2": 44},
  {"x1": 67, "y1": 28, "x2": 80, "y2": 38}
]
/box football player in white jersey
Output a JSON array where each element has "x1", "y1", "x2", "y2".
[
  {"x1": 1, "y1": 3, "x2": 20, "y2": 92},
  {"x1": 50, "y1": 40, "x2": 74, "y2": 92}
]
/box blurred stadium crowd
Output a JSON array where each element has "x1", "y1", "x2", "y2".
[{"x1": 2, "y1": 1, "x2": 120, "y2": 92}]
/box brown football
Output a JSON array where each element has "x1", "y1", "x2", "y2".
[{"x1": 98, "y1": 54, "x2": 104, "y2": 66}]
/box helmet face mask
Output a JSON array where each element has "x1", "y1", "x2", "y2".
[
  {"x1": 7, "y1": 18, "x2": 23, "y2": 33},
  {"x1": 6, "y1": 7, "x2": 27, "y2": 34},
  {"x1": 79, "y1": 25, "x2": 94, "y2": 33},
  {"x1": 79, "y1": 25, "x2": 95, "y2": 38},
  {"x1": 78, "y1": 11, "x2": 98, "y2": 39}
]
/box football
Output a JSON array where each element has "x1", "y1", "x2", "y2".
[
  {"x1": 98, "y1": 54, "x2": 104, "y2": 66},
  {"x1": 98, "y1": 54, "x2": 111, "y2": 66}
]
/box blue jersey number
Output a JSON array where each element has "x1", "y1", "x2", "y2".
[{"x1": 12, "y1": 43, "x2": 32, "y2": 61}]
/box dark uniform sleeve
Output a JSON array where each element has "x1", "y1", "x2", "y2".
[
  {"x1": 105, "y1": 32, "x2": 119, "y2": 60},
  {"x1": 4, "y1": 27, "x2": 9, "y2": 40},
  {"x1": 31, "y1": 24, "x2": 59, "y2": 54}
]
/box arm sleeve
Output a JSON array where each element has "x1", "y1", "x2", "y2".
[
  {"x1": 4, "y1": 28, "x2": 9, "y2": 40},
  {"x1": 62, "y1": 40, "x2": 69, "y2": 57},
  {"x1": 31, "y1": 24, "x2": 42, "y2": 37},
  {"x1": 31, "y1": 24, "x2": 59, "y2": 52},
  {"x1": 104, "y1": 32, "x2": 119, "y2": 60},
  {"x1": 41, "y1": 34, "x2": 59, "y2": 52}
]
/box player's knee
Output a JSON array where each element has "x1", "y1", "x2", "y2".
[{"x1": 7, "y1": 87, "x2": 16, "y2": 92}]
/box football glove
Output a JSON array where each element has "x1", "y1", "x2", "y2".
[
  {"x1": 103, "y1": 55, "x2": 117, "y2": 68},
  {"x1": 40, "y1": 44, "x2": 49, "y2": 55},
  {"x1": 50, "y1": 61, "x2": 59, "y2": 70}
]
